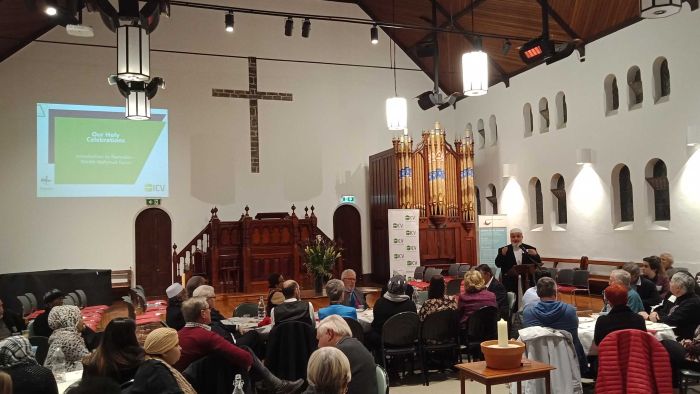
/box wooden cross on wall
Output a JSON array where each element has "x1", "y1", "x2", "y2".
[{"x1": 212, "y1": 57, "x2": 293, "y2": 173}]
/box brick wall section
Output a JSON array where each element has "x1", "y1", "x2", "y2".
[{"x1": 212, "y1": 57, "x2": 293, "y2": 173}]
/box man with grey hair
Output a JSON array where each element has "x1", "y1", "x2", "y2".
[
  {"x1": 641, "y1": 272, "x2": 700, "y2": 340},
  {"x1": 495, "y1": 228, "x2": 542, "y2": 301},
  {"x1": 341, "y1": 269, "x2": 367, "y2": 309},
  {"x1": 316, "y1": 315, "x2": 378, "y2": 394},
  {"x1": 318, "y1": 279, "x2": 358, "y2": 320},
  {"x1": 606, "y1": 269, "x2": 644, "y2": 313},
  {"x1": 523, "y1": 277, "x2": 587, "y2": 374},
  {"x1": 622, "y1": 262, "x2": 661, "y2": 312},
  {"x1": 175, "y1": 297, "x2": 304, "y2": 393}
]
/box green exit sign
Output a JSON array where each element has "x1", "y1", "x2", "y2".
[
  {"x1": 340, "y1": 195, "x2": 355, "y2": 204},
  {"x1": 146, "y1": 199, "x2": 161, "y2": 206}
]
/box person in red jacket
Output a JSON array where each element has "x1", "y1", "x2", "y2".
[{"x1": 175, "y1": 297, "x2": 304, "y2": 393}]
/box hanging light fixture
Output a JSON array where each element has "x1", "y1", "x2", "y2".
[
  {"x1": 385, "y1": 0, "x2": 407, "y2": 131},
  {"x1": 284, "y1": 17, "x2": 293, "y2": 36},
  {"x1": 302, "y1": 18, "x2": 311, "y2": 38},
  {"x1": 370, "y1": 24, "x2": 379, "y2": 45},
  {"x1": 462, "y1": 6, "x2": 488, "y2": 97},
  {"x1": 126, "y1": 83, "x2": 150, "y2": 120},
  {"x1": 117, "y1": 25, "x2": 150, "y2": 82},
  {"x1": 640, "y1": 0, "x2": 681, "y2": 18},
  {"x1": 225, "y1": 11, "x2": 234, "y2": 32}
]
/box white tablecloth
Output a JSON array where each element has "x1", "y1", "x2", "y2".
[
  {"x1": 577, "y1": 316, "x2": 676, "y2": 355},
  {"x1": 56, "y1": 370, "x2": 83, "y2": 393}
]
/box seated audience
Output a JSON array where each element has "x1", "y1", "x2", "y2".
[
  {"x1": 0, "y1": 299, "x2": 25, "y2": 340},
  {"x1": 593, "y1": 285, "x2": 646, "y2": 346},
  {"x1": 0, "y1": 371, "x2": 10, "y2": 394},
  {"x1": 523, "y1": 277, "x2": 587, "y2": 374},
  {"x1": 82, "y1": 317, "x2": 144, "y2": 385},
  {"x1": 605, "y1": 269, "x2": 644, "y2": 313},
  {"x1": 417, "y1": 274, "x2": 456, "y2": 322},
  {"x1": 341, "y1": 269, "x2": 368, "y2": 309},
  {"x1": 316, "y1": 316, "x2": 377, "y2": 394},
  {"x1": 660, "y1": 252, "x2": 674, "y2": 271},
  {"x1": 0, "y1": 336, "x2": 57, "y2": 394},
  {"x1": 622, "y1": 262, "x2": 661, "y2": 312},
  {"x1": 267, "y1": 273, "x2": 286, "y2": 316},
  {"x1": 130, "y1": 327, "x2": 196, "y2": 394},
  {"x1": 165, "y1": 283, "x2": 186, "y2": 331},
  {"x1": 32, "y1": 289, "x2": 66, "y2": 338},
  {"x1": 476, "y1": 264, "x2": 509, "y2": 320},
  {"x1": 192, "y1": 285, "x2": 261, "y2": 355},
  {"x1": 303, "y1": 347, "x2": 351, "y2": 394},
  {"x1": 520, "y1": 270, "x2": 551, "y2": 311},
  {"x1": 174, "y1": 297, "x2": 303, "y2": 393},
  {"x1": 662, "y1": 325, "x2": 700, "y2": 389},
  {"x1": 641, "y1": 255, "x2": 670, "y2": 299},
  {"x1": 457, "y1": 270, "x2": 497, "y2": 327},
  {"x1": 271, "y1": 280, "x2": 315, "y2": 326},
  {"x1": 45, "y1": 305, "x2": 89, "y2": 372},
  {"x1": 318, "y1": 279, "x2": 357, "y2": 321},
  {"x1": 641, "y1": 272, "x2": 700, "y2": 340},
  {"x1": 185, "y1": 276, "x2": 207, "y2": 299},
  {"x1": 371, "y1": 275, "x2": 417, "y2": 339},
  {"x1": 65, "y1": 377, "x2": 121, "y2": 394}
]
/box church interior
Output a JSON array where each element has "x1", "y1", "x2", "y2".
[{"x1": 1, "y1": 0, "x2": 700, "y2": 392}]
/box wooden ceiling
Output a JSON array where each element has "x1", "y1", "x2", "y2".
[{"x1": 1, "y1": 0, "x2": 690, "y2": 97}]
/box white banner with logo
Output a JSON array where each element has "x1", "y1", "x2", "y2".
[{"x1": 388, "y1": 209, "x2": 420, "y2": 280}]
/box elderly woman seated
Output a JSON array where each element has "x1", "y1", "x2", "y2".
[
  {"x1": 457, "y1": 270, "x2": 497, "y2": 327},
  {"x1": 418, "y1": 274, "x2": 456, "y2": 322},
  {"x1": 44, "y1": 305, "x2": 89, "y2": 372},
  {"x1": 302, "y1": 347, "x2": 352, "y2": 394},
  {"x1": 641, "y1": 271, "x2": 700, "y2": 340},
  {"x1": 593, "y1": 285, "x2": 646, "y2": 347},
  {"x1": 0, "y1": 336, "x2": 57, "y2": 394},
  {"x1": 130, "y1": 327, "x2": 196, "y2": 393},
  {"x1": 318, "y1": 279, "x2": 358, "y2": 321}
]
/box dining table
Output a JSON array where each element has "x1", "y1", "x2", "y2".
[{"x1": 576, "y1": 313, "x2": 676, "y2": 355}]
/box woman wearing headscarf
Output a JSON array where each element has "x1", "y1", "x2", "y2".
[
  {"x1": 44, "y1": 305, "x2": 89, "y2": 372},
  {"x1": 0, "y1": 336, "x2": 58, "y2": 394},
  {"x1": 130, "y1": 327, "x2": 196, "y2": 394},
  {"x1": 368, "y1": 275, "x2": 417, "y2": 350}
]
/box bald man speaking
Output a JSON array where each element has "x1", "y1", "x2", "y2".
[{"x1": 495, "y1": 228, "x2": 542, "y2": 304}]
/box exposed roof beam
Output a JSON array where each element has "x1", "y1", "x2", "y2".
[
  {"x1": 536, "y1": 0, "x2": 580, "y2": 40},
  {"x1": 413, "y1": 0, "x2": 488, "y2": 48}
]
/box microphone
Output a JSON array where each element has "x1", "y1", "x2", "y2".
[{"x1": 520, "y1": 245, "x2": 528, "y2": 254}]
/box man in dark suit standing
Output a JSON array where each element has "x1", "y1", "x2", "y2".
[
  {"x1": 494, "y1": 228, "x2": 542, "y2": 303},
  {"x1": 476, "y1": 264, "x2": 510, "y2": 321}
]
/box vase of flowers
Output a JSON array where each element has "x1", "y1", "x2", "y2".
[{"x1": 303, "y1": 235, "x2": 342, "y2": 294}]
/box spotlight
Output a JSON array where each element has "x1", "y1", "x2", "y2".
[
  {"x1": 225, "y1": 11, "x2": 234, "y2": 33},
  {"x1": 302, "y1": 18, "x2": 310, "y2": 38},
  {"x1": 501, "y1": 39, "x2": 511, "y2": 55},
  {"x1": 44, "y1": 0, "x2": 58, "y2": 16},
  {"x1": 370, "y1": 24, "x2": 378, "y2": 44},
  {"x1": 284, "y1": 17, "x2": 293, "y2": 37}
]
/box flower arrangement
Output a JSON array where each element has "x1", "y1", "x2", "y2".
[{"x1": 303, "y1": 235, "x2": 342, "y2": 279}]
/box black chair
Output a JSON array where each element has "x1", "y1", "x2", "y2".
[
  {"x1": 457, "y1": 264, "x2": 470, "y2": 276},
  {"x1": 344, "y1": 317, "x2": 365, "y2": 344},
  {"x1": 462, "y1": 306, "x2": 498, "y2": 361},
  {"x1": 266, "y1": 321, "x2": 317, "y2": 381},
  {"x1": 570, "y1": 269, "x2": 591, "y2": 306},
  {"x1": 16, "y1": 295, "x2": 31, "y2": 317},
  {"x1": 381, "y1": 311, "x2": 420, "y2": 376},
  {"x1": 414, "y1": 266, "x2": 425, "y2": 281},
  {"x1": 446, "y1": 279, "x2": 462, "y2": 296},
  {"x1": 234, "y1": 302, "x2": 259, "y2": 317},
  {"x1": 24, "y1": 293, "x2": 38, "y2": 311},
  {"x1": 419, "y1": 309, "x2": 460, "y2": 385},
  {"x1": 447, "y1": 264, "x2": 460, "y2": 277},
  {"x1": 29, "y1": 336, "x2": 49, "y2": 365},
  {"x1": 75, "y1": 289, "x2": 88, "y2": 308},
  {"x1": 183, "y1": 354, "x2": 252, "y2": 394}
]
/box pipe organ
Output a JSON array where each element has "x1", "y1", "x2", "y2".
[{"x1": 369, "y1": 122, "x2": 477, "y2": 283}]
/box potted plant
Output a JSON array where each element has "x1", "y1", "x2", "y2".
[{"x1": 303, "y1": 235, "x2": 342, "y2": 294}]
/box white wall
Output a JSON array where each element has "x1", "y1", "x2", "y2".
[
  {"x1": 456, "y1": 4, "x2": 700, "y2": 273},
  {"x1": 0, "y1": 0, "x2": 456, "y2": 276}
]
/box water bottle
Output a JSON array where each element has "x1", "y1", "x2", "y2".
[
  {"x1": 232, "y1": 373, "x2": 244, "y2": 394},
  {"x1": 412, "y1": 290, "x2": 420, "y2": 306},
  {"x1": 50, "y1": 347, "x2": 66, "y2": 383},
  {"x1": 257, "y1": 296, "x2": 265, "y2": 319}
]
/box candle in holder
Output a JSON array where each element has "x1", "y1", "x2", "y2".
[{"x1": 497, "y1": 318, "x2": 508, "y2": 347}]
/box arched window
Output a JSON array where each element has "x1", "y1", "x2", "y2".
[
  {"x1": 487, "y1": 184, "x2": 498, "y2": 214},
  {"x1": 523, "y1": 103, "x2": 533, "y2": 137},
  {"x1": 489, "y1": 115, "x2": 498, "y2": 146},
  {"x1": 653, "y1": 57, "x2": 671, "y2": 103},
  {"x1": 646, "y1": 159, "x2": 670, "y2": 221},
  {"x1": 465, "y1": 122, "x2": 472, "y2": 133},
  {"x1": 529, "y1": 178, "x2": 544, "y2": 226},
  {"x1": 475, "y1": 186, "x2": 482, "y2": 216},
  {"x1": 555, "y1": 91, "x2": 567, "y2": 129},
  {"x1": 551, "y1": 174, "x2": 567, "y2": 225},
  {"x1": 627, "y1": 66, "x2": 643, "y2": 109},
  {"x1": 539, "y1": 97, "x2": 549, "y2": 133},
  {"x1": 477, "y1": 119, "x2": 485, "y2": 149},
  {"x1": 604, "y1": 74, "x2": 619, "y2": 115},
  {"x1": 612, "y1": 164, "x2": 634, "y2": 224}
]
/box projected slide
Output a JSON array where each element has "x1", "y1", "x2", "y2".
[{"x1": 37, "y1": 103, "x2": 168, "y2": 197}]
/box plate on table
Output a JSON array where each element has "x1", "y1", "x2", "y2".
[{"x1": 578, "y1": 317, "x2": 594, "y2": 323}]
